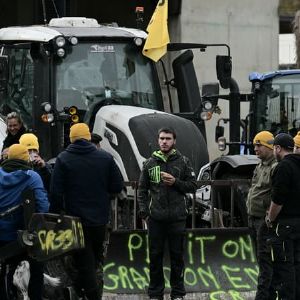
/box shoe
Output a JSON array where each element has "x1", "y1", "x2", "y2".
[{"x1": 171, "y1": 297, "x2": 184, "y2": 300}]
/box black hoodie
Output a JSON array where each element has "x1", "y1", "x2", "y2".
[
  {"x1": 1, "y1": 126, "x2": 26, "y2": 152},
  {"x1": 271, "y1": 153, "x2": 300, "y2": 219},
  {"x1": 50, "y1": 139, "x2": 123, "y2": 226}
]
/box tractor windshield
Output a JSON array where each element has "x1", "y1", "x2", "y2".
[
  {"x1": 55, "y1": 42, "x2": 163, "y2": 117},
  {"x1": 0, "y1": 45, "x2": 34, "y2": 129},
  {"x1": 253, "y1": 74, "x2": 300, "y2": 137}
]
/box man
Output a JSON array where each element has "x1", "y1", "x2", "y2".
[
  {"x1": 293, "y1": 131, "x2": 300, "y2": 154},
  {"x1": 1, "y1": 112, "x2": 26, "y2": 160},
  {"x1": 138, "y1": 127, "x2": 197, "y2": 300},
  {"x1": 19, "y1": 133, "x2": 52, "y2": 192},
  {"x1": 50, "y1": 123, "x2": 123, "y2": 300},
  {"x1": 0, "y1": 144, "x2": 49, "y2": 300},
  {"x1": 91, "y1": 133, "x2": 102, "y2": 150},
  {"x1": 246, "y1": 130, "x2": 277, "y2": 300},
  {"x1": 266, "y1": 133, "x2": 300, "y2": 299}
]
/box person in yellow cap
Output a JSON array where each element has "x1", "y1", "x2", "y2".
[
  {"x1": 0, "y1": 144, "x2": 48, "y2": 300},
  {"x1": 50, "y1": 123, "x2": 123, "y2": 300},
  {"x1": 19, "y1": 133, "x2": 52, "y2": 192},
  {"x1": 246, "y1": 130, "x2": 278, "y2": 299},
  {"x1": 293, "y1": 131, "x2": 300, "y2": 154}
]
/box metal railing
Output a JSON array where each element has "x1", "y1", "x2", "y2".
[{"x1": 112, "y1": 179, "x2": 251, "y2": 230}]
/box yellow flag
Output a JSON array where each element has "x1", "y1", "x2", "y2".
[{"x1": 142, "y1": 0, "x2": 170, "y2": 62}]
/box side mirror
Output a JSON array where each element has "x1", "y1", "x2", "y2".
[
  {"x1": 172, "y1": 50, "x2": 201, "y2": 112},
  {"x1": 216, "y1": 55, "x2": 232, "y2": 89},
  {"x1": 0, "y1": 56, "x2": 8, "y2": 93},
  {"x1": 215, "y1": 125, "x2": 225, "y2": 142}
]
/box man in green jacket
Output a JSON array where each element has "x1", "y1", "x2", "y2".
[
  {"x1": 138, "y1": 127, "x2": 197, "y2": 300},
  {"x1": 246, "y1": 130, "x2": 277, "y2": 300}
]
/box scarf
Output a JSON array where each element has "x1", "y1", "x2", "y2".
[{"x1": 1, "y1": 159, "x2": 31, "y2": 172}]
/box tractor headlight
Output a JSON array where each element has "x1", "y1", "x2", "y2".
[
  {"x1": 218, "y1": 136, "x2": 227, "y2": 151},
  {"x1": 55, "y1": 36, "x2": 66, "y2": 47},
  {"x1": 41, "y1": 102, "x2": 52, "y2": 113},
  {"x1": 57, "y1": 48, "x2": 65, "y2": 57},
  {"x1": 69, "y1": 36, "x2": 78, "y2": 45}
]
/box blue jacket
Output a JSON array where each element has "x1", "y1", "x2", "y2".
[
  {"x1": 50, "y1": 139, "x2": 123, "y2": 226},
  {"x1": 0, "y1": 166, "x2": 49, "y2": 241}
]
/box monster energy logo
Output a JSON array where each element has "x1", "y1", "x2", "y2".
[{"x1": 149, "y1": 166, "x2": 161, "y2": 183}]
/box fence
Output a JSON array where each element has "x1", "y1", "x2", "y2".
[{"x1": 112, "y1": 179, "x2": 252, "y2": 230}]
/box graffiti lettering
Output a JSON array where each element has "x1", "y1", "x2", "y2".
[
  {"x1": 221, "y1": 265, "x2": 251, "y2": 289},
  {"x1": 197, "y1": 265, "x2": 220, "y2": 289},
  {"x1": 210, "y1": 290, "x2": 245, "y2": 300},
  {"x1": 38, "y1": 220, "x2": 84, "y2": 254},
  {"x1": 104, "y1": 230, "x2": 258, "y2": 298},
  {"x1": 128, "y1": 233, "x2": 149, "y2": 263},
  {"x1": 104, "y1": 264, "x2": 257, "y2": 291},
  {"x1": 192, "y1": 235, "x2": 216, "y2": 264},
  {"x1": 222, "y1": 236, "x2": 255, "y2": 262}
]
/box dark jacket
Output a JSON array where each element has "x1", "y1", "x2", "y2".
[
  {"x1": 271, "y1": 154, "x2": 300, "y2": 219},
  {"x1": 33, "y1": 162, "x2": 52, "y2": 193},
  {"x1": 0, "y1": 159, "x2": 49, "y2": 241},
  {"x1": 50, "y1": 139, "x2": 123, "y2": 226},
  {"x1": 138, "y1": 149, "x2": 197, "y2": 222},
  {"x1": 1, "y1": 125, "x2": 26, "y2": 152}
]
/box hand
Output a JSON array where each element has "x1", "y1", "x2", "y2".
[
  {"x1": 1, "y1": 148, "x2": 9, "y2": 160},
  {"x1": 265, "y1": 214, "x2": 273, "y2": 228},
  {"x1": 160, "y1": 171, "x2": 175, "y2": 186},
  {"x1": 32, "y1": 155, "x2": 46, "y2": 168},
  {"x1": 139, "y1": 211, "x2": 148, "y2": 220}
]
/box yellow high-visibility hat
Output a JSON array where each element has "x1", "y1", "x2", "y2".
[
  {"x1": 8, "y1": 144, "x2": 29, "y2": 161},
  {"x1": 253, "y1": 131, "x2": 274, "y2": 149},
  {"x1": 19, "y1": 133, "x2": 39, "y2": 151},
  {"x1": 69, "y1": 123, "x2": 91, "y2": 143},
  {"x1": 294, "y1": 131, "x2": 300, "y2": 148}
]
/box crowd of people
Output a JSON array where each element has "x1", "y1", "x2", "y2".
[
  {"x1": 0, "y1": 113, "x2": 123, "y2": 300},
  {"x1": 247, "y1": 130, "x2": 300, "y2": 300},
  {"x1": 0, "y1": 112, "x2": 195, "y2": 300},
  {"x1": 2, "y1": 111, "x2": 300, "y2": 300}
]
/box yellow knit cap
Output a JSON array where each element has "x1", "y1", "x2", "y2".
[
  {"x1": 69, "y1": 123, "x2": 91, "y2": 143},
  {"x1": 19, "y1": 133, "x2": 39, "y2": 151},
  {"x1": 8, "y1": 144, "x2": 30, "y2": 161},
  {"x1": 253, "y1": 131, "x2": 274, "y2": 149},
  {"x1": 294, "y1": 131, "x2": 300, "y2": 148}
]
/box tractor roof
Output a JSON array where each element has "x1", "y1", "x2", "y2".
[{"x1": 0, "y1": 17, "x2": 147, "y2": 42}]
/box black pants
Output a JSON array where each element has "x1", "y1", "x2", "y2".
[
  {"x1": 269, "y1": 220, "x2": 300, "y2": 300},
  {"x1": 72, "y1": 225, "x2": 106, "y2": 300},
  {"x1": 148, "y1": 218, "x2": 186, "y2": 300},
  {"x1": 255, "y1": 222, "x2": 278, "y2": 300},
  {"x1": 0, "y1": 241, "x2": 44, "y2": 300}
]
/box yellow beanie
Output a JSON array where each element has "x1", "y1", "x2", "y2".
[
  {"x1": 294, "y1": 131, "x2": 300, "y2": 148},
  {"x1": 8, "y1": 144, "x2": 30, "y2": 161},
  {"x1": 253, "y1": 131, "x2": 274, "y2": 149},
  {"x1": 19, "y1": 133, "x2": 39, "y2": 151},
  {"x1": 69, "y1": 123, "x2": 91, "y2": 143}
]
